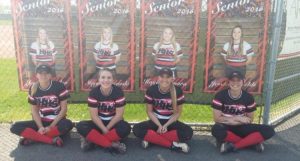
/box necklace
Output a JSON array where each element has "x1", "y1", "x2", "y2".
[
  {"x1": 100, "y1": 86, "x2": 112, "y2": 96},
  {"x1": 158, "y1": 85, "x2": 170, "y2": 94},
  {"x1": 228, "y1": 90, "x2": 242, "y2": 100}
]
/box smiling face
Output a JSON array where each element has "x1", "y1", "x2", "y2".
[
  {"x1": 228, "y1": 77, "x2": 243, "y2": 91},
  {"x1": 38, "y1": 29, "x2": 47, "y2": 42},
  {"x1": 162, "y1": 28, "x2": 174, "y2": 43},
  {"x1": 36, "y1": 71, "x2": 51, "y2": 84},
  {"x1": 232, "y1": 27, "x2": 242, "y2": 41},
  {"x1": 102, "y1": 28, "x2": 112, "y2": 42},
  {"x1": 98, "y1": 70, "x2": 113, "y2": 89},
  {"x1": 158, "y1": 74, "x2": 173, "y2": 90}
]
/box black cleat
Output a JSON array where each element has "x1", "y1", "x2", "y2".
[
  {"x1": 254, "y1": 143, "x2": 264, "y2": 153},
  {"x1": 220, "y1": 142, "x2": 236, "y2": 154},
  {"x1": 80, "y1": 137, "x2": 95, "y2": 152},
  {"x1": 170, "y1": 142, "x2": 190, "y2": 153}
]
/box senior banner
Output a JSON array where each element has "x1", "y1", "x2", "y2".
[
  {"x1": 78, "y1": 0, "x2": 135, "y2": 91},
  {"x1": 139, "y1": 0, "x2": 201, "y2": 93},
  {"x1": 204, "y1": 0, "x2": 270, "y2": 93},
  {"x1": 11, "y1": 0, "x2": 74, "y2": 91}
]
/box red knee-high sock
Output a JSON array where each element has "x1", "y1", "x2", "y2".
[
  {"x1": 224, "y1": 131, "x2": 242, "y2": 143},
  {"x1": 20, "y1": 128, "x2": 53, "y2": 144},
  {"x1": 144, "y1": 130, "x2": 172, "y2": 148},
  {"x1": 86, "y1": 129, "x2": 112, "y2": 148},
  {"x1": 234, "y1": 132, "x2": 265, "y2": 149},
  {"x1": 160, "y1": 130, "x2": 179, "y2": 142},
  {"x1": 45, "y1": 126, "x2": 60, "y2": 138},
  {"x1": 104, "y1": 128, "x2": 121, "y2": 142}
]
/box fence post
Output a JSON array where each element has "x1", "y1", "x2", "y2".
[{"x1": 263, "y1": 0, "x2": 284, "y2": 125}]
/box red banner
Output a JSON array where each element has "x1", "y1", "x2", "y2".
[
  {"x1": 139, "y1": 0, "x2": 200, "y2": 93},
  {"x1": 204, "y1": 0, "x2": 270, "y2": 94},
  {"x1": 11, "y1": 0, "x2": 74, "y2": 91},
  {"x1": 78, "y1": 0, "x2": 135, "y2": 91}
]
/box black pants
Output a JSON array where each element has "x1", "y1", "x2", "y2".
[
  {"x1": 76, "y1": 120, "x2": 131, "y2": 139},
  {"x1": 211, "y1": 123, "x2": 275, "y2": 142},
  {"x1": 10, "y1": 119, "x2": 73, "y2": 136},
  {"x1": 133, "y1": 119, "x2": 193, "y2": 142}
]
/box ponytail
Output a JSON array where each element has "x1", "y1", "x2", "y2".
[
  {"x1": 30, "y1": 82, "x2": 39, "y2": 96},
  {"x1": 170, "y1": 82, "x2": 177, "y2": 113}
]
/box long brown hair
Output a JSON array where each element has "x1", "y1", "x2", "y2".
[
  {"x1": 37, "y1": 28, "x2": 51, "y2": 53},
  {"x1": 228, "y1": 25, "x2": 244, "y2": 56}
]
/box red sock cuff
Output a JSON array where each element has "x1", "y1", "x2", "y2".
[
  {"x1": 86, "y1": 129, "x2": 111, "y2": 148},
  {"x1": 144, "y1": 130, "x2": 172, "y2": 148},
  {"x1": 104, "y1": 128, "x2": 121, "y2": 142},
  {"x1": 224, "y1": 131, "x2": 242, "y2": 143},
  {"x1": 160, "y1": 130, "x2": 179, "y2": 142},
  {"x1": 21, "y1": 128, "x2": 53, "y2": 144},
  {"x1": 45, "y1": 126, "x2": 60, "y2": 138}
]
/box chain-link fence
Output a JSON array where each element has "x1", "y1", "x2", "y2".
[{"x1": 0, "y1": 0, "x2": 299, "y2": 128}]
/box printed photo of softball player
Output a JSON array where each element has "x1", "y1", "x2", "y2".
[
  {"x1": 220, "y1": 25, "x2": 255, "y2": 77},
  {"x1": 152, "y1": 27, "x2": 183, "y2": 78},
  {"x1": 28, "y1": 28, "x2": 57, "y2": 78},
  {"x1": 87, "y1": 27, "x2": 121, "y2": 79}
]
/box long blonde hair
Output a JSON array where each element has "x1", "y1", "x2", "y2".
[
  {"x1": 100, "y1": 26, "x2": 113, "y2": 48},
  {"x1": 158, "y1": 27, "x2": 178, "y2": 58},
  {"x1": 36, "y1": 28, "x2": 51, "y2": 54},
  {"x1": 170, "y1": 82, "x2": 178, "y2": 113},
  {"x1": 227, "y1": 25, "x2": 244, "y2": 56},
  {"x1": 30, "y1": 82, "x2": 39, "y2": 96}
]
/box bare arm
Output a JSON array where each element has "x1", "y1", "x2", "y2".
[
  {"x1": 213, "y1": 109, "x2": 243, "y2": 125},
  {"x1": 146, "y1": 104, "x2": 162, "y2": 128},
  {"x1": 93, "y1": 53, "x2": 100, "y2": 61},
  {"x1": 31, "y1": 105, "x2": 43, "y2": 129},
  {"x1": 89, "y1": 108, "x2": 108, "y2": 134},
  {"x1": 49, "y1": 100, "x2": 67, "y2": 127},
  {"x1": 213, "y1": 109, "x2": 253, "y2": 125},
  {"x1": 163, "y1": 105, "x2": 182, "y2": 128},
  {"x1": 246, "y1": 55, "x2": 253, "y2": 65},
  {"x1": 106, "y1": 107, "x2": 124, "y2": 130},
  {"x1": 174, "y1": 56, "x2": 181, "y2": 64},
  {"x1": 114, "y1": 54, "x2": 121, "y2": 64}
]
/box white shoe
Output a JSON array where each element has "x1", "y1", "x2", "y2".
[
  {"x1": 255, "y1": 143, "x2": 264, "y2": 153},
  {"x1": 171, "y1": 142, "x2": 190, "y2": 153},
  {"x1": 141, "y1": 140, "x2": 149, "y2": 149},
  {"x1": 80, "y1": 137, "x2": 94, "y2": 151}
]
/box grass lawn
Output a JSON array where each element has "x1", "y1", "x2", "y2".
[{"x1": 0, "y1": 59, "x2": 298, "y2": 124}]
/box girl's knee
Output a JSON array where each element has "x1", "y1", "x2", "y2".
[
  {"x1": 261, "y1": 126, "x2": 275, "y2": 140},
  {"x1": 211, "y1": 123, "x2": 227, "y2": 140},
  {"x1": 132, "y1": 123, "x2": 147, "y2": 139},
  {"x1": 10, "y1": 123, "x2": 25, "y2": 135}
]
